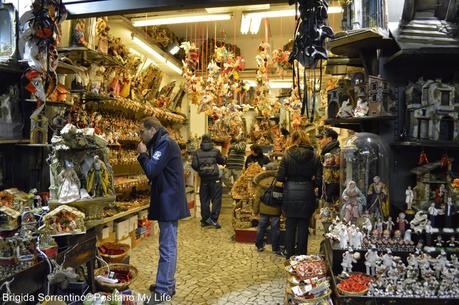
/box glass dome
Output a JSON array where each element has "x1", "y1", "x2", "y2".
[{"x1": 340, "y1": 133, "x2": 390, "y2": 219}]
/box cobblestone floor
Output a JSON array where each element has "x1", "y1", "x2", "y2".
[{"x1": 130, "y1": 199, "x2": 322, "y2": 305}]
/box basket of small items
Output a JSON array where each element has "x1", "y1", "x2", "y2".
[
  {"x1": 97, "y1": 242, "x2": 130, "y2": 263},
  {"x1": 94, "y1": 263, "x2": 138, "y2": 292},
  {"x1": 336, "y1": 272, "x2": 372, "y2": 296},
  {"x1": 284, "y1": 255, "x2": 334, "y2": 305}
]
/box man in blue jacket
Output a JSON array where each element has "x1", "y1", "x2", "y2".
[{"x1": 137, "y1": 117, "x2": 190, "y2": 304}]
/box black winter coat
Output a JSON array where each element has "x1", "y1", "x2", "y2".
[
  {"x1": 138, "y1": 128, "x2": 191, "y2": 221},
  {"x1": 191, "y1": 140, "x2": 226, "y2": 181},
  {"x1": 276, "y1": 145, "x2": 321, "y2": 218}
]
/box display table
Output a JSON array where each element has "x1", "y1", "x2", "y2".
[{"x1": 323, "y1": 239, "x2": 458, "y2": 305}]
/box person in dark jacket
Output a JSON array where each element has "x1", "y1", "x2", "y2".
[
  {"x1": 316, "y1": 128, "x2": 340, "y2": 205},
  {"x1": 277, "y1": 130, "x2": 321, "y2": 258},
  {"x1": 245, "y1": 144, "x2": 270, "y2": 169},
  {"x1": 137, "y1": 117, "x2": 190, "y2": 304},
  {"x1": 192, "y1": 134, "x2": 226, "y2": 229},
  {"x1": 224, "y1": 140, "x2": 246, "y2": 186}
]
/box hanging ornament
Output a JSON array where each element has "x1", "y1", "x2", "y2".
[{"x1": 418, "y1": 151, "x2": 429, "y2": 165}]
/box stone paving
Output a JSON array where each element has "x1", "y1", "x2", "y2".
[{"x1": 130, "y1": 199, "x2": 322, "y2": 305}]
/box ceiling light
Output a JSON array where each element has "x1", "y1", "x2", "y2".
[
  {"x1": 132, "y1": 13, "x2": 231, "y2": 27},
  {"x1": 169, "y1": 45, "x2": 180, "y2": 55},
  {"x1": 206, "y1": 4, "x2": 270, "y2": 14},
  {"x1": 241, "y1": 7, "x2": 343, "y2": 34},
  {"x1": 132, "y1": 36, "x2": 182, "y2": 75},
  {"x1": 240, "y1": 14, "x2": 251, "y2": 35}
]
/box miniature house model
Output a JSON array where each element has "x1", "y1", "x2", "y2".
[
  {"x1": 368, "y1": 75, "x2": 395, "y2": 115},
  {"x1": 327, "y1": 79, "x2": 352, "y2": 119},
  {"x1": 40, "y1": 205, "x2": 86, "y2": 236},
  {"x1": 0, "y1": 206, "x2": 20, "y2": 230},
  {"x1": 406, "y1": 78, "x2": 459, "y2": 141},
  {"x1": 30, "y1": 105, "x2": 48, "y2": 144}
]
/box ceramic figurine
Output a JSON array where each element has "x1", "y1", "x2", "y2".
[
  {"x1": 410, "y1": 210, "x2": 428, "y2": 234},
  {"x1": 396, "y1": 212, "x2": 409, "y2": 235},
  {"x1": 443, "y1": 197, "x2": 455, "y2": 233},
  {"x1": 435, "y1": 235, "x2": 444, "y2": 248},
  {"x1": 404, "y1": 229, "x2": 412, "y2": 242},
  {"x1": 367, "y1": 176, "x2": 389, "y2": 219},
  {"x1": 361, "y1": 212, "x2": 373, "y2": 236},
  {"x1": 425, "y1": 220, "x2": 434, "y2": 249},
  {"x1": 384, "y1": 216, "x2": 394, "y2": 232},
  {"x1": 57, "y1": 161, "x2": 81, "y2": 204},
  {"x1": 382, "y1": 249, "x2": 394, "y2": 270},
  {"x1": 364, "y1": 245, "x2": 379, "y2": 276},
  {"x1": 341, "y1": 180, "x2": 365, "y2": 223},
  {"x1": 341, "y1": 249, "x2": 357, "y2": 274},
  {"x1": 447, "y1": 236, "x2": 458, "y2": 248},
  {"x1": 405, "y1": 186, "x2": 414, "y2": 211},
  {"x1": 354, "y1": 98, "x2": 369, "y2": 117},
  {"x1": 351, "y1": 227, "x2": 364, "y2": 249},
  {"x1": 86, "y1": 155, "x2": 110, "y2": 198},
  {"x1": 339, "y1": 226, "x2": 349, "y2": 249},
  {"x1": 428, "y1": 203, "x2": 439, "y2": 228},
  {"x1": 337, "y1": 100, "x2": 354, "y2": 118},
  {"x1": 375, "y1": 218, "x2": 384, "y2": 235}
]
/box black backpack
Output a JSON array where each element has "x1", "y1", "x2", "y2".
[
  {"x1": 260, "y1": 178, "x2": 283, "y2": 207},
  {"x1": 196, "y1": 153, "x2": 219, "y2": 177}
]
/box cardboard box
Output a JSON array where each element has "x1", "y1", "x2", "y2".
[
  {"x1": 115, "y1": 219, "x2": 130, "y2": 240},
  {"x1": 129, "y1": 215, "x2": 139, "y2": 232}
]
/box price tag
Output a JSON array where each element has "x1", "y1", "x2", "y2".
[{"x1": 291, "y1": 286, "x2": 304, "y2": 296}]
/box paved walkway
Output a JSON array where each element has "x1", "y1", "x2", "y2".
[{"x1": 130, "y1": 199, "x2": 321, "y2": 305}]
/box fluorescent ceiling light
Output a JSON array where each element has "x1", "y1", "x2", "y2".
[
  {"x1": 206, "y1": 4, "x2": 270, "y2": 14},
  {"x1": 240, "y1": 14, "x2": 251, "y2": 35},
  {"x1": 241, "y1": 7, "x2": 343, "y2": 34},
  {"x1": 132, "y1": 36, "x2": 182, "y2": 75},
  {"x1": 132, "y1": 13, "x2": 231, "y2": 27}
]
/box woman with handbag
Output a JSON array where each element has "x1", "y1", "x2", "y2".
[{"x1": 276, "y1": 130, "x2": 321, "y2": 258}]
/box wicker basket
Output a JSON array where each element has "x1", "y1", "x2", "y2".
[
  {"x1": 97, "y1": 242, "x2": 130, "y2": 263},
  {"x1": 336, "y1": 285, "x2": 368, "y2": 296},
  {"x1": 94, "y1": 263, "x2": 138, "y2": 292},
  {"x1": 285, "y1": 288, "x2": 332, "y2": 305}
]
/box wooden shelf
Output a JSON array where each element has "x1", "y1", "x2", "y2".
[
  {"x1": 56, "y1": 61, "x2": 86, "y2": 74},
  {"x1": 0, "y1": 139, "x2": 30, "y2": 145},
  {"x1": 58, "y1": 47, "x2": 122, "y2": 67},
  {"x1": 15, "y1": 143, "x2": 52, "y2": 147},
  {"x1": 325, "y1": 115, "x2": 396, "y2": 126},
  {"x1": 391, "y1": 140, "x2": 459, "y2": 149},
  {"x1": 329, "y1": 28, "x2": 396, "y2": 58},
  {"x1": 85, "y1": 205, "x2": 149, "y2": 229},
  {"x1": 385, "y1": 48, "x2": 459, "y2": 67}
]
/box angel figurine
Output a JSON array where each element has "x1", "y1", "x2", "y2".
[
  {"x1": 57, "y1": 161, "x2": 81, "y2": 203},
  {"x1": 341, "y1": 181, "x2": 365, "y2": 223}
]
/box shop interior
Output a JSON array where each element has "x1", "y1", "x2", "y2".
[{"x1": 0, "y1": 0, "x2": 459, "y2": 304}]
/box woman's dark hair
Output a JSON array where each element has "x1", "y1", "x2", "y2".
[{"x1": 251, "y1": 144, "x2": 264, "y2": 156}]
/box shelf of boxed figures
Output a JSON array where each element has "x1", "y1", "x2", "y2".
[
  {"x1": 58, "y1": 47, "x2": 123, "y2": 67},
  {"x1": 0, "y1": 227, "x2": 98, "y2": 296},
  {"x1": 324, "y1": 115, "x2": 396, "y2": 132},
  {"x1": 323, "y1": 238, "x2": 459, "y2": 305}
]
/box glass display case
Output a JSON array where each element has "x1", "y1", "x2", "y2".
[
  {"x1": 340, "y1": 133, "x2": 390, "y2": 218},
  {"x1": 0, "y1": 3, "x2": 16, "y2": 61},
  {"x1": 341, "y1": 0, "x2": 389, "y2": 31}
]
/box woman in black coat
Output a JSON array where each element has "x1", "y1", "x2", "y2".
[{"x1": 276, "y1": 130, "x2": 321, "y2": 258}]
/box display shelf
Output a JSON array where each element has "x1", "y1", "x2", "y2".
[
  {"x1": 385, "y1": 46, "x2": 459, "y2": 68},
  {"x1": 58, "y1": 47, "x2": 122, "y2": 67},
  {"x1": 325, "y1": 116, "x2": 396, "y2": 130},
  {"x1": 15, "y1": 143, "x2": 52, "y2": 147},
  {"x1": 329, "y1": 28, "x2": 396, "y2": 58},
  {"x1": 391, "y1": 140, "x2": 459, "y2": 149},
  {"x1": 112, "y1": 163, "x2": 143, "y2": 177},
  {"x1": 0, "y1": 139, "x2": 30, "y2": 144},
  {"x1": 24, "y1": 99, "x2": 73, "y2": 108},
  {"x1": 0, "y1": 61, "x2": 26, "y2": 73},
  {"x1": 81, "y1": 93, "x2": 116, "y2": 101},
  {"x1": 85, "y1": 205, "x2": 149, "y2": 228},
  {"x1": 56, "y1": 61, "x2": 86, "y2": 74}
]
